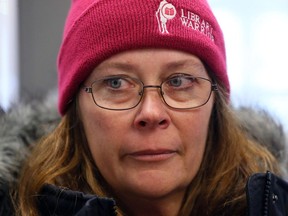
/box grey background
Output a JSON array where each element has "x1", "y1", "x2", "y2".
[{"x1": 19, "y1": 0, "x2": 70, "y2": 99}]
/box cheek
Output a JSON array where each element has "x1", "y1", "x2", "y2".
[
  {"x1": 80, "y1": 106, "x2": 129, "y2": 171},
  {"x1": 178, "y1": 107, "x2": 211, "y2": 144},
  {"x1": 81, "y1": 114, "x2": 116, "y2": 176},
  {"x1": 82, "y1": 111, "x2": 117, "y2": 152},
  {"x1": 79, "y1": 92, "x2": 122, "y2": 146}
]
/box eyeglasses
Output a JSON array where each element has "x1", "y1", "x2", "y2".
[{"x1": 82, "y1": 74, "x2": 218, "y2": 111}]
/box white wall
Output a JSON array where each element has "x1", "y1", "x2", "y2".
[
  {"x1": 210, "y1": 0, "x2": 288, "y2": 131},
  {"x1": 0, "y1": 0, "x2": 19, "y2": 110}
]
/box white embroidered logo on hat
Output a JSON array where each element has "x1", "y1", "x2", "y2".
[
  {"x1": 180, "y1": 9, "x2": 215, "y2": 42},
  {"x1": 156, "y1": 0, "x2": 176, "y2": 34}
]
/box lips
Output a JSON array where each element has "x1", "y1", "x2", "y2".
[{"x1": 127, "y1": 149, "x2": 177, "y2": 162}]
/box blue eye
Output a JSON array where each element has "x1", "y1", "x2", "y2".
[
  {"x1": 169, "y1": 77, "x2": 182, "y2": 87},
  {"x1": 108, "y1": 78, "x2": 122, "y2": 89},
  {"x1": 167, "y1": 75, "x2": 196, "y2": 88},
  {"x1": 102, "y1": 76, "x2": 138, "y2": 91}
]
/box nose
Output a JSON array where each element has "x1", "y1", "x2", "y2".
[{"x1": 133, "y1": 87, "x2": 171, "y2": 129}]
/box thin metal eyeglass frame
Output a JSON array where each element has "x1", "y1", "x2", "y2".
[{"x1": 82, "y1": 76, "x2": 218, "y2": 111}]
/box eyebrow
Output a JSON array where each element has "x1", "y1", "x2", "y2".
[
  {"x1": 95, "y1": 62, "x2": 137, "y2": 73},
  {"x1": 93, "y1": 58, "x2": 206, "y2": 78},
  {"x1": 163, "y1": 59, "x2": 206, "y2": 72}
]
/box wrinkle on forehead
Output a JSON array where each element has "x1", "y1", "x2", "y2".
[{"x1": 87, "y1": 49, "x2": 208, "y2": 82}]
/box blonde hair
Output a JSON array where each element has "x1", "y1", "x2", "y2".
[
  {"x1": 16, "y1": 101, "x2": 107, "y2": 215},
  {"x1": 16, "y1": 85, "x2": 279, "y2": 216},
  {"x1": 179, "y1": 85, "x2": 279, "y2": 215}
]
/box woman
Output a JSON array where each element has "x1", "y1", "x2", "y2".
[{"x1": 15, "y1": 0, "x2": 288, "y2": 215}]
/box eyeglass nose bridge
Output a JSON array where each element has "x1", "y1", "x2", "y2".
[{"x1": 139, "y1": 85, "x2": 163, "y2": 96}]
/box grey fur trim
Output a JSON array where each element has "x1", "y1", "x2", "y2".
[
  {"x1": 0, "y1": 90, "x2": 60, "y2": 185},
  {"x1": 236, "y1": 106, "x2": 288, "y2": 177},
  {"x1": 236, "y1": 107, "x2": 287, "y2": 161}
]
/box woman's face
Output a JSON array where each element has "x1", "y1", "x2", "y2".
[{"x1": 78, "y1": 49, "x2": 214, "y2": 203}]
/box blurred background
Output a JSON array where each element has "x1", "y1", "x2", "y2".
[{"x1": 0, "y1": 0, "x2": 287, "y2": 131}]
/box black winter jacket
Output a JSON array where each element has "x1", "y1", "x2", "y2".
[
  {"x1": 246, "y1": 172, "x2": 288, "y2": 216},
  {"x1": 34, "y1": 171, "x2": 288, "y2": 216},
  {"x1": 1, "y1": 171, "x2": 288, "y2": 215}
]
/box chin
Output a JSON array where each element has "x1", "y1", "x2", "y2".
[{"x1": 118, "y1": 172, "x2": 189, "y2": 200}]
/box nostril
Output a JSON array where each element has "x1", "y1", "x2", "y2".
[
  {"x1": 137, "y1": 119, "x2": 168, "y2": 128},
  {"x1": 139, "y1": 121, "x2": 147, "y2": 127},
  {"x1": 159, "y1": 119, "x2": 167, "y2": 125}
]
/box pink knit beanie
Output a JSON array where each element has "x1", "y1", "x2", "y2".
[{"x1": 58, "y1": 0, "x2": 228, "y2": 115}]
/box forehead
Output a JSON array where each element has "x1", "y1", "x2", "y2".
[
  {"x1": 99, "y1": 49, "x2": 204, "y2": 67},
  {"x1": 87, "y1": 49, "x2": 209, "y2": 81}
]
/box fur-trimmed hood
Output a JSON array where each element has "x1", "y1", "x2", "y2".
[
  {"x1": 0, "y1": 91, "x2": 287, "y2": 187},
  {"x1": 0, "y1": 91, "x2": 60, "y2": 186}
]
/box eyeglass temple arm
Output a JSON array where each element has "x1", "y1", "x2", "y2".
[{"x1": 211, "y1": 83, "x2": 218, "y2": 91}]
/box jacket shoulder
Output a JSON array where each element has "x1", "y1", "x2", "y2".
[
  {"x1": 37, "y1": 184, "x2": 116, "y2": 216},
  {"x1": 0, "y1": 181, "x2": 15, "y2": 216},
  {"x1": 246, "y1": 171, "x2": 288, "y2": 216}
]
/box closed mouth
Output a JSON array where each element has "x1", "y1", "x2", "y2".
[{"x1": 128, "y1": 150, "x2": 177, "y2": 162}]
